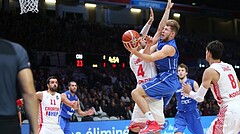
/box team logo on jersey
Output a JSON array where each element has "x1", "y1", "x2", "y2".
[
  {"x1": 56, "y1": 95, "x2": 59, "y2": 100},
  {"x1": 221, "y1": 66, "x2": 231, "y2": 71},
  {"x1": 68, "y1": 94, "x2": 70, "y2": 98}
]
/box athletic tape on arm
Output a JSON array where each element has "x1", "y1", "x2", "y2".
[
  {"x1": 140, "y1": 24, "x2": 151, "y2": 38},
  {"x1": 189, "y1": 85, "x2": 208, "y2": 102}
]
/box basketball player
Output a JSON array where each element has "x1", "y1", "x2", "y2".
[
  {"x1": 0, "y1": 39, "x2": 38, "y2": 134},
  {"x1": 124, "y1": 0, "x2": 181, "y2": 133},
  {"x1": 174, "y1": 63, "x2": 204, "y2": 134},
  {"x1": 126, "y1": 7, "x2": 164, "y2": 134},
  {"x1": 60, "y1": 81, "x2": 94, "y2": 134},
  {"x1": 36, "y1": 76, "x2": 79, "y2": 134},
  {"x1": 182, "y1": 40, "x2": 240, "y2": 133}
]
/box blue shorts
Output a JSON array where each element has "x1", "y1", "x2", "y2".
[
  {"x1": 59, "y1": 116, "x2": 71, "y2": 134},
  {"x1": 174, "y1": 110, "x2": 204, "y2": 134},
  {"x1": 142, "y1": 73, "x2": 180, "y2": 100}
]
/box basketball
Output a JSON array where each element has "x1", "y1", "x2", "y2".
[{"x1": 122, "y1": 30, "x2": 140, "y2": 48}]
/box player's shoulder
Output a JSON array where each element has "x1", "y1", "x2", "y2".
[
  {"x1": 204, "y1": 67, "x2": 217, "y2": 76},
  {"x1": 0, "y1": 38, "x2": 25, "y2": 50}
]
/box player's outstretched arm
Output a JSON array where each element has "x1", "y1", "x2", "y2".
[
  {"x1": 18, "y1": 68, "x2": 38, "y2": 134},
  {"x1": 140, "y1": 7, "x2": 154, "y2": 38},
  {"x1": 76, "y1": 100, "x2": 94, "y2": 116},
  {"x1": 152, "y1": 0, "x2": 173, "y2": 44},
  {"x1": 61, "y1": 94, "x2": 79, "y2": 110},
  {"x1": 182, "y1": 68, "x2": 214, "y2": 102}
]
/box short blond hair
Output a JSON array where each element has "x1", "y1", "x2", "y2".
[{"x1": 166, "y1": 19, "x2": 180, "y2": 35}]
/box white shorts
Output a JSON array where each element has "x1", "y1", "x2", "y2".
[
  {"x1": 38, "y1": 124, "x2": 64, "y2": 134},
  {"x1": 206, "y1": 100, "x2": 240, "y2": 134},
  {"x1": 129, "y1": 97, "x2": 164, "y2": 129}
]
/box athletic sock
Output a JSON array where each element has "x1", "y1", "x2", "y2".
[{"x1": 145, "y1": 111, "x2": 154, "y2": 121}]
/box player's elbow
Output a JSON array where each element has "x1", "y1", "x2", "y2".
[{"x1": 195, "y1": 97, "x2": 204, "y2": 102}]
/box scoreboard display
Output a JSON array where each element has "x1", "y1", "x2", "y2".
[{"x1": 66, "y1": 53, "x2": 129, "y2": 68}]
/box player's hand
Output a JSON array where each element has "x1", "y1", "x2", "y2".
[
  {"x1": 166, "y1": 0, "x2": 174, "y2": 10},
  {"x1": 145, "y1": 35, "x2": 155, "y2": 47},
  {"x1": 148, "y1": 7, "x2": 154, "y2": 25},
  {"x1": 123, "y1": 42, "x2": 138, "y2": 53},
  {"x1": 71, "y1": 101, "x2": 79, "y2": 110},
  {"x1": 86, "y1": 108, "x2": 94, "y2": 116},
  {"x1": 182, "y1": 83, "x2": 192, "y2": 95}
]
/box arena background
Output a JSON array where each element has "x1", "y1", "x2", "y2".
[{"x1": 0, "y1": 0, "x2": 240, "y2": 133}]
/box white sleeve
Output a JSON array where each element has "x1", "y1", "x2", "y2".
[
  {"x1": 140, "y1": 24, "x2": 151, "y2": 38},
  {"x1": 189, "y1": 85, "x2": 208, "y2": 102}
]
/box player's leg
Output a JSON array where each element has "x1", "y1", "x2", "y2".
[
  {"x1": 59, "y1": 116, "x2": 67, "y2": 132},
  {"x1": 163, "y1": 94, "x2": 174, "y2": 109},
  {"x1": 139, "y1": 79, "x2": 167, "y2": 134},
  {"x1": 186, "y1": 110, "x2": 204, "y2": 134},
  {"x1": 173, "y1": 111, "x2": 187, "y2": 134},
  {"x1": 147, "y1": 97, "x2": 165, "y2": 126},
  {"x1": 128, "y1": 103, "x2": 147, "y2": 133},
  {"x1": 64, "y1": 120, "x2": 71, "y2": 134}
]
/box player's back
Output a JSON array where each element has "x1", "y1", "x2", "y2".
[
  {"x1": 130, "y1": 49, "x2": 157, "y2": 84},
  {"x1": 39, "y1": 91, "x2": 62, "y2": 125},
  {"x1": 210, "y1": 62, "x2": 240, "y2": 106},
  {"x1": 0, "y1": 39, "x2": 30, "y2": 116}
]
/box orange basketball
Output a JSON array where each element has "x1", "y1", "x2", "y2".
[{"x1": 122, "y1": 30, "x2": 140, "y2": 48}]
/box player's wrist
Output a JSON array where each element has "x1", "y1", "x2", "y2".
[{"x1": 189, "y1": 90, "x2": 196, "y2": 97}]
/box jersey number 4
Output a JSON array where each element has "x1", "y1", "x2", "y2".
[
  {"x1": 228, "y1": 74, "x2": 237, "y2": 89},
  {"x1": 137, "y1": 64, "x2": 145, "y2": 77}
]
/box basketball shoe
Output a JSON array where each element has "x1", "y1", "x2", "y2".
[
  {"x1": 128, "y1": 121, "x2": 146, "y2": 130},
  {"x1": 139, "y1": 120, "x2": 162, "y2": 134}
]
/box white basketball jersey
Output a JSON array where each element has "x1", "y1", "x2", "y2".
[
  {"x1": 209, "y1": 62, "x2": 240, "y2": 106},
  {"x1": 39, "y1": 91, "x2": 62, "y2": 125},
  {"x1": 130, "y1": 49, "x2": 157, "y2": 84}
]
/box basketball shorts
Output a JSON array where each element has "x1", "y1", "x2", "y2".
[
  {"x1": 174, "y1": 109, "x2": 204, "y2": 134},
  {"x1": 142, "y1": 75, "x2": 180, "y2": 100},
  {"x1": 59, "y1": 116, "x2": 71, "y2": 134},
  {"x1": 206, "y1": 100, "x2": 240, "y2": 134}
]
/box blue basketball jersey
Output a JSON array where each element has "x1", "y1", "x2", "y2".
[
  {"x1": 142, "y1": 39, "x2": 180, "y2": 101},
  {"x1": 176, "y1": 79, "x2": 198, "y2": 111},
  {"x1": 60, "y1": 91, "x2": 78, "y2": 119},
  {"x1": 174, "y1": 79, "x2": 203, "y2": 134},
  {"x1": 155, "y1": 39, "x2": 178, "y2": 74}
]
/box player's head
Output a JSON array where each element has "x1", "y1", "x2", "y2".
[
  {"x1": 68, "y1": 81, "x2": 78, "y2": 93},
  {"x1": 46, "y1": 76, "x2": 58, "y2": 92},
  {"x1": 177, "y1": 63, "x2": 188, "y2": 80},
  {"x1": 138, "y1": 34, "x2": 147, "y2": 49},
  {"x1": 206, "y1": 40, "x2": 224, "y2": 61},
  {"x1": 161, "y1": 19, "x2": 180, "y2": 41}
]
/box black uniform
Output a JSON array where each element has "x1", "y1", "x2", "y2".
[{"x1": 0, "y1": 39, "x2": 30, "y2": 134}]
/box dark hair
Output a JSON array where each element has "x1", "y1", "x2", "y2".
[
  {"x1": 46, "y1": 76, "x2": 57, "y2": 84},
  {"x1": 68, "y1": 81, "x2": 76, "y2": 87},
  {"x1": 166, "y1": 19, "x2": 180, "y2": 35},
  {"x1": 206, "y1": 40, "x2": 224, "y2": 59},
  {"x1": 178, "y1": 63, "x2": 188, "y2": 73}
]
